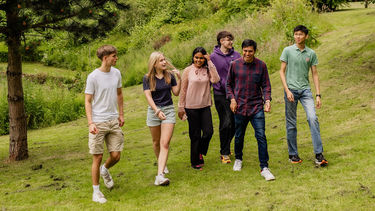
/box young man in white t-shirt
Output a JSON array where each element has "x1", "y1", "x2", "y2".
[{"x1": 85, "y1": 45, "x2": 124, "y2": 203}]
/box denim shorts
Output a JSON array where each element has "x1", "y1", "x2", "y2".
[{"x1": 147, "y1": 104, "x2": 176, "y2": 127}]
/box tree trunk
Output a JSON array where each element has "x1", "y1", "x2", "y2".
[
  {"x1": 6, "y1": 4, "x2": 28, "y2": 161},
  {"x1": 365, "y1": 0, "x2": 368, "y2": 8}
]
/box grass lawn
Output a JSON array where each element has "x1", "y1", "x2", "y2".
[{"x1": 0, "y1": 3, "x2": 375, "y2": 210}]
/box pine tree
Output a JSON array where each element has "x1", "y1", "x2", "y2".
[{"x1": 0, "y1": 0, "x2": 128, "y2": 161}]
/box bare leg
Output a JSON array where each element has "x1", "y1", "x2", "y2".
[
  {"x1": 104, "y1": 151, "x2": 121, "y2": 169},
  {"x1": 92, "y1": 154, "x2": 103, "y2": 185},
  {"x1": 157, "y1": 123, "x2": 175, "y2": 175},
  {"x1": 150, "y1": 125, "x2": 161, "y2": 160}
]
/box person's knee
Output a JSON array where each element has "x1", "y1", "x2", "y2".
[
  {"x1": 152, "y1": 139, "x2": 160, "y2": 148},
  {"x1": 160, "y1": 140, "x2": 169, "y2": 151},
  {"x1": 111, "y1": 152, "x2": 121, "y2": 162},
  {"x1": 307, "y1": 114, "x2": 318, "y2": 124}
]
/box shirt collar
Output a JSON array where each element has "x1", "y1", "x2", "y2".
[{"x1": 293, "y1": 44, "x2": 306, "y2": 52}]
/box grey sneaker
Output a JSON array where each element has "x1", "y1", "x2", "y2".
[
  {"x1": 233, "y1": 159, "x2": 242, "y2": 171},
  {"x1": 260, "y1": 167, "x2": 275, "y2": 181},
  {"x1": 154, "y1": 174, "x2": 170, "y2": 186},
  {"x1": 164, "y1": 166, "x2": 169, "y2": 174},
  {"x1": 92, "y1": 191, "x2": 107, "y2": 203},
  {"x1": 100, "y1": 165, "x2": 114, "y2": 189}
]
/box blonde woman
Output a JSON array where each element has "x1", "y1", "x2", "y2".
[{"x1": 143, "y1": 52, "x2": 181, "y2": 185}]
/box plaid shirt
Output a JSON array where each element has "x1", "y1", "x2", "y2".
[{"x1": 226, "y1": 57, "x2": 271, "y2": 116}]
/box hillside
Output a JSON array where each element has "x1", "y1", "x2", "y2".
[{"x1": 0, "y1": 2, "x2": 375, "y2": 210}]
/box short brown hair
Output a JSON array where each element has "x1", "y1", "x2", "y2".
[
  {"x1": 96, "y1": 45, "x2": 117, "y2": 60},
  {"x1": 217, "y1": 31, "x2": 234, "y2": 46}
]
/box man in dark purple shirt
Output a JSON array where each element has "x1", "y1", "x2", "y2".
[{"x1": 226, "y1": 39, "x2": 275, "y2": 181}]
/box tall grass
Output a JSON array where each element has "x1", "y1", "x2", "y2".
[
  {"x1": 0, "y1": 77, "x2": 85, "y2": 135},
  {"x1": 37, "y1": 0, "x2": 330, "y2": 87}
]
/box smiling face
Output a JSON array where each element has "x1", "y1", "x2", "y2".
[
  {"x1": 242, "y1": 46, "x2": 255, "y2": 63},
  {"x1": 193, "y1": 52, "x2": 205, "y2": 68},
  {"x1": 294, "y1": 30, "x2": 308, "y2": 45},
  {"x1": 154, "y1": 55, "x2": 167, "y2": 71}
]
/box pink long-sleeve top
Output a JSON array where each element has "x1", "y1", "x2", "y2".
[{"x1": 178, "y1": 60, "x2": 220, "y2": 112}]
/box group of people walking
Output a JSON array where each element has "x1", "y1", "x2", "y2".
[{"x1": 84, "y1": 25, "x2": 328, "y2": 203}]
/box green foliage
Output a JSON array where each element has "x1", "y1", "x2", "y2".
[
  {"x1": 0, "y1": 77, "x2": 85, "y2": 135},
  {"x1": 311, "y1": 0, "x2": 349, "y2": 11},
  {"x1": 270, "y1": 0, "x2": 323, "y2": 46}
]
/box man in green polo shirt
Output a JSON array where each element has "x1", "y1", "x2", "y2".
[{"x1": 279, "y1": 25, "x2": 328, "y2": 167}]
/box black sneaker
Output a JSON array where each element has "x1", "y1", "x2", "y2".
[
  {"x1": 315, "y1": 153, "x2": 328, "y2": 167},
  {"x1": 289, "y1": 155, "x2": 302, "y2": 163}
]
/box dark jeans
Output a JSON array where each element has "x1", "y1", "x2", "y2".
[
  {"x1": 214, "y1": 94, "x2": 235, "y2": 155},
  {"x1": 185, "y1": 107, "x2": 214, "y2": 166},
  {"x1": 234, "y1": 110, "x2": 269, "y2": 169}
]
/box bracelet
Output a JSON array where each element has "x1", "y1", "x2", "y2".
[
  {"x1": 316, "y1": 94, "x2": 321, "y2": 98},
  {"x1": 154, "y1": 109, "x2": 161, "y2": 117}
]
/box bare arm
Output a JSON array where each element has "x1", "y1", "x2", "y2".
[
  {"x1": 117, "y1": 88, "x2": 124, "y2": 126},
  {"x1": 85, "y1": 94, "x2": 99, "y2": 134},
  {"x1": 171, "y1": 70, "x2": 181, "y2": 96},
  {"x1": 279, "y1": 61, "x2": 294, "y2": 102},
  {"x1": 311, "y1": 65, "x2": 321, "y2": 109},
  {"x1": 144, "y1": 89, "x2": 166, "y2": 120}
]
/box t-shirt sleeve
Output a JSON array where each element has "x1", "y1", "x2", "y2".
[
  {"x1": 85, "y1": 75, "x2": 95, "y2": 95},
  {"x1": 143, "y1": 75, "x2": 150, "y2": 90},
  {"x1": 280, "y1": 48, "x2": 288, "y2": 63},
  {"x1": 171, "y1": 74, "x2": 177, "y2": 87},
  {"x1": 117, "y1": 71, "x2": 122, "y2": 88},
  {"x1": 311, "y1": 51, "x2": 318, "y2": 66}
]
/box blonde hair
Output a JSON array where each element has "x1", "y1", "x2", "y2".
[
  {"x1": 146, "y1": 52, "x2": 176, "y2": 91},
  {"x1": 96, "y1": 45, "x2": 117, "y2": 60}
]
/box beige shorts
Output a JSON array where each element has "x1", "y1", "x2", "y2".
[{"x1": 88, "y1": 119, "x2": 124, "y2": 154}]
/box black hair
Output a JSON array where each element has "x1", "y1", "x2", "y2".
[
  {"x1": 217, "y1": 31, "x2": 234, "y2": 46},
  {"x1": 191, "y1": 47, "x2": 208, "y2": 67},
  {"x1": 241, "y1": 39, "x2": 257, "y2": 51},
  {"x1": 293, "y1": 25, "x2": 309, "y2": 35}
]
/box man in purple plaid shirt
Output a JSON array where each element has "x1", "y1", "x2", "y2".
[{"x1": 226, "y1": 39, "x2": 275, "y2": 181}]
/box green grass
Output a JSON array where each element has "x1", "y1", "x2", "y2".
[{"x1": 1, "y1": 3, "x2": 375, "y2": 210}]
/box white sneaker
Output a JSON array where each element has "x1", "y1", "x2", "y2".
[
  {"x1": 164, "y1": 166, "x2": 169, "y2": 174},
  {"x1": 233, "y1": 159, "x2": 242, "y2": 171},
  {"x1": 154, "y1": 174, "x2": 170, "y2": 186},
  {"x1": 100, "y1": 165, "x2": 114, "y2": 189},
  {"x1": 92, "y1": 191, "x2": 107, "y2": 203},
  {"x1": 261, "y1": 167, "x2": 275, "y2": 181}
]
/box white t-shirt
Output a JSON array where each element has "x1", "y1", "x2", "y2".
[{"x1": 85, "y1": 67, "x2": 122, "y2": 122}]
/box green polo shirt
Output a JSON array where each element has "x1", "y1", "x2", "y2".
[{"x1": 280, "y1": 44, "x2": 318, "y2": 90}]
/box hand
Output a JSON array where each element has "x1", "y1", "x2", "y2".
[
  {"x1": 118, "y1": 116, "x2": 124, "y2": 127},
  {"x1": 286, "y1": 90, "x2": 294, "y2": 102},
  {"x1": 204, "y1": 54, "x2": 210, "y2": 62},
  {"x1": 316, "y1": 96, "x2": 322, "y2": 109},
  {"x1": 178, "y1": 111, "x2": 186, "y2": 120},
  {"x1": 172, "y1": 69, "x2": 181, "y2": 79},
  {"x1": 89, "y1": 123, "x2": 99, "y2": 134},
  {"x1": 157, "y1": 111, "x2": 166, "y2": 120},
  {"x1": 264, "y1": 101, "x2": 271, "y2": 112},
  {"x1": 230, "y1": 99, "x2": 237, "y2": 113}
]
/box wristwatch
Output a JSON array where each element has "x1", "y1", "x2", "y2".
[{"x1": 316, "y1": 94, "x2": 321, "y2": 98}]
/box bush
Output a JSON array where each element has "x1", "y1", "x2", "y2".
[{"x1": 0, "y1": 78, "x2": 85, "y2": 135}]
